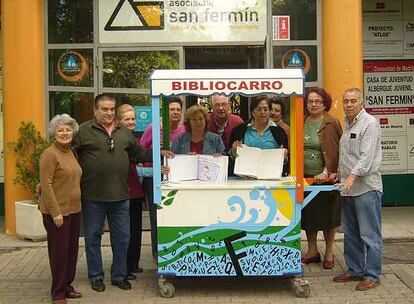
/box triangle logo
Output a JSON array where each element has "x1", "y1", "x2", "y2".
[{"x1": 105, "y1": 0, "x2": 164, "y2": 31}]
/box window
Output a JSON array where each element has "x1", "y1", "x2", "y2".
[
  {"x1": 49, "y1": 49, "x2": 94, "y2": 87},
  {"x1": 271, "y1": 0, "x2": 321, "y2": 85},
  {"x1": 101, "y1": 51, "x2": 180, "y2": 90},
  {"x1": 49, "y1": 92, "x2": 94, "y2": 124},
  {"x1": 48, "y1": 0, "x2": 93, "y2": 44},
  {"x1": 272, "y1": 0, "x2": 317, "y2": 40}
]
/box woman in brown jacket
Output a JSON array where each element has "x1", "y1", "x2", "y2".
[
  {"x1": 39, "y1": 114, "x2": 82, "y2": 304},
  {"x1": 301, "y1": 88, "x2": 343, "y2": 269}
]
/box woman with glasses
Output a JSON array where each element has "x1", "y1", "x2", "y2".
[
  {"x1": 228, "y1": 95, "x2": 289, "y2": 176},
  {"x1": 301, "y1": 87, "x2": 342, "y2": 269},
  {"x1": 39, "y1": 114, "x2": 82, "y2": 304}
]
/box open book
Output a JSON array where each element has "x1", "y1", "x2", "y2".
[
  {"x1": 234, "y1": 145, "x2": 285, "y2": 180},
  {"x1": 167, "y1": 154, "x2": 228, "y2": 183}
]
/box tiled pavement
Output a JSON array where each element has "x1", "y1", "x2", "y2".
[{"x1": 1, "y1": 207, "x2": 414, "y2": 303}]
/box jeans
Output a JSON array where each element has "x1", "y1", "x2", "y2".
[
  {"x1": 341, "y1": 190, "x2": 383, "y2": 282},
  {"x1": 82, "y1": 200, "x2": 130, "y2": 282}
]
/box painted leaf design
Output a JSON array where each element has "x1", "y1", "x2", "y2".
[
  {"x1": 167, "y1": 190, "x2": 178, "y2": 197},
  {"x1": 163, "y1": 197, "x2": 174, "y2": 206}
]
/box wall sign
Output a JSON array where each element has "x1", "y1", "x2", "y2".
[
  {"x1": 364, "y1": 60, "x2": 414, "y2": 174},
  {"x1": 135, "y1": 105, "x2": 152, "y2": 131},
  {"x1": 363, "y1": 20, "x2": 404, "y2": 57},
  {"x1": 272, "y1": 16, "x2": 290, "y2": 41},
  {"x1": 57, "y1": 51, "x2": 89, "y2": 82},
  {"x1": 99, "y1": 0, "x2": 267, "y2": 44},
  {"x1": 362, "y1": 0, "x2": 403, "y2": 20}
]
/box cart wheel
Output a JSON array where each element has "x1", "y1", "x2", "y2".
[
  {"x1": 294, "y1": 283, "x2": 310, "y2": 298},
  {"x1": 160, "y1": 282, "x2": 175, "y2": 298}
]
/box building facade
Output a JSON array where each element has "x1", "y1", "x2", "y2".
[{"x1": 1, "y1": 0, "x2": 412, "y2": 234}]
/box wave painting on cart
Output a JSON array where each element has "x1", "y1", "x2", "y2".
[{"x1": 157, "y1": 182, "x2": 302, "y2": 277}]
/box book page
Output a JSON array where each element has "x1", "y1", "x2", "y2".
[
  {"x1": 167, "y1": 155, "x2": 198, "y2": 181},
  {"x1": 234, "y1": 145, "x2": 261, "y2": 178},
  {"x1": 257, "y1": 149, "x2": 285, "y2": 180},
  {"x1": 197, "y1": 155, "x2": 228, "y2": 183}
]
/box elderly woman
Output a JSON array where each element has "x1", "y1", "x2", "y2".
[
  {"x1": 116, "y1": 104, "x2": 145, "y2": 280},
  {"x1": 39, "y1": 114, "x2": 82, "y2": 304},
  {"x1": 229, "y1": 95, "x2": 289, "y2": 175},
  {"x1": 301, "y1": 87, "x2": 342, "y2": 269},
  {"x1": 172, "y1": 105, "x2": 225, "y2": 155},
  {"x1": 269, "y1": 96, "x2": 290, "y2": 139}
]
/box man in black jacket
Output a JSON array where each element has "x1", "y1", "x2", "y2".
[{"x1": 73, "y1": 94, "x2": 152, "y2": 292}]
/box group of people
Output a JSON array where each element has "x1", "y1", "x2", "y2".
[{"x1": 38, "y1": 87, "x2": 383, "y2": 303}]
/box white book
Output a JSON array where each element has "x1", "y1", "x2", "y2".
[
  {"x1": 234, "y1": 145, "x2": 285, "y2": 180},
  {"x1": 167, "y1": 154, "x2": 228, "y2": 183}
]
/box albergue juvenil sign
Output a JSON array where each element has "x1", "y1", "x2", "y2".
[{"x1": 99, "y1": 0, "x2": 267, "y2": 43}]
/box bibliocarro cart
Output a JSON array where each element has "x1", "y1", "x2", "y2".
[{"x1": 149, "y1": 69, "x2": 336, "y2": 298}]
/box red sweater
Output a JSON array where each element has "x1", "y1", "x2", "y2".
[{"x1": 208, "y1": 113, "x2": 244, "y2": 149}]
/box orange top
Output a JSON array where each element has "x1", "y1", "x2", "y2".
[{"x1": 39, "y1": 143, "x2": 82, "y2": 218}]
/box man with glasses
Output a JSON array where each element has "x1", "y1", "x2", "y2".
[
  {"x1": 332, "y1": 88, "x2": 383, "y2": 291},
  {"x1": 72, "y1": 94, "x2": 154, "y2": 292},
  {"x1": 208, "y1": 95, "x2": 243, "y2": 149}
]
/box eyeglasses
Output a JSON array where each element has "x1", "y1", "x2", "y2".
[
  {"x1": 307, "y1": 99, "x2": 323, "y2": 105},
  {"x1": 213, "y1": 103, "x2": 228, "y2": 109},
  {"x1": 107, "y1": 137, "x2": 114, "y2": 151},
  {"x1": 306, "y1": 99, "x2": 323, "y2": 106}
]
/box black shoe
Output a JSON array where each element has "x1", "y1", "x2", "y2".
[
  {"x1": 131, "y1": 266, "x2": 143, "y2": 273},
  {"x1": 126, "y1": 273, "x2": 137, "y2": 280},
  {"x1": 91, "y1": 279, "x2": 105, "y2": 292},
  {"x1": 111, "y1": 279, "x2": 132, "y2": 290}
]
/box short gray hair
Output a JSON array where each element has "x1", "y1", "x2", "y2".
[
  {"x1": 343, "y1": 88, "x2": 363, "y2": 102},
  {"x1": 211, "y1": 94, "x2": 230, "y2": 104},
  {"x1": 48, "y1": 114, "x2": 79, "y2": 137}
]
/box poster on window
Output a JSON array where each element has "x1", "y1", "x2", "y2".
[
  {"x1": 99, "y1": 0, "x2": 267, "y2": 44},
  {"x1": 363, "y1": 20, "x2": 404, "y2": 57},
  {"x1": 364, "y1": 60, "x2": 414, "y2": 174},
  {"x1": 407, "y1": 115, "x2": 414, "y2": 173},
  {"x1": 362, "y1": 0, "x2": 403, "y2": 20},
  {"x1": 405, "y1": 20, "x2": 414, "y2": 54}
]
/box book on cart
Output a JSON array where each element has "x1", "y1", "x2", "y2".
[
  {"x1": 234, "y1": 144, "x2": 285, "y2": 180},
  {"x1": 167, "y1": 154, "x2": 228, "y2": 183}
]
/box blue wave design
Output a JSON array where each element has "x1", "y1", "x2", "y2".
[
  {"x1": 217, "y1": 195, "x2": 246, "y2": 224},
  {"x1": 159, "y1": 187, "x2": 295, "y2": 249}
]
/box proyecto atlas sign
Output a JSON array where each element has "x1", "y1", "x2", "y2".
[{"x1": 99, "y1": 0, "x2": 266, "y2": 43}]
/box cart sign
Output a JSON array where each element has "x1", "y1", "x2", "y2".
[
  {"x1": 99, "y1": 0, "x2": 267, "y2": 44},
  {"x1": 151, "y1": 69, "x2": 304, "y2": 96}
]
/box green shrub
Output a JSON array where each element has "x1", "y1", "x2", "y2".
[{"x1": 7, "y1": 121, "x2": 51, "y2": 199}]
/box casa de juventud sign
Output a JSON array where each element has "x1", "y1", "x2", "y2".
[
  {"x1": 364, "y1": 60, "x2": 414, "y2": 174},
  {"x1": 99, "y1": 0, "x2": 267, "y2": 44}
]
